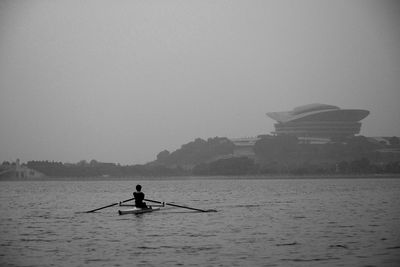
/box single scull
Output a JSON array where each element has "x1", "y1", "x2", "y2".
[{"x1": 118, "y1": 207, "x2": 160, "y2": 215}]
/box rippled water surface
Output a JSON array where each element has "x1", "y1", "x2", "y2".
[{"x1": 1, "y1": 178, "x2": 400, "y2": 266}]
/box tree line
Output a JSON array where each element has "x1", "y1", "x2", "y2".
[
  {"x1": 26, "y1": 160, "x2": 185, "y2": 178},
  {"x1": 23, "y1": 135, "x2": 400, "y2": 177},
  {"x1": 192, "y1": 157, "x2": 400, "y2": 176}
]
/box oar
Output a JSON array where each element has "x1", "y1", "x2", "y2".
[
  {"x1": 86, "y1": 197, "x2": 135, "y2": 213},
  {"x1": 145, "y1": 198, "x2": 217, "y2": 212}
]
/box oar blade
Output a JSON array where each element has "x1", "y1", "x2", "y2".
[{"x1": 205, "y1": 209, "x2": 218, "y2": 212}]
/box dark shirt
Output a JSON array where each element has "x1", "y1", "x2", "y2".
[{"x1": 133, "y1": 191, "x2": 146, "y2": 208}]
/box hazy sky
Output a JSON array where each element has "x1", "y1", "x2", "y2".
[{"x1": 1, "y1": 0, "x2": 399, "y2": 164}]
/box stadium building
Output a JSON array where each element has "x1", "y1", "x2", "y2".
[{"x1": 267, "y1": 104, "x2": 369, "y2": 142}]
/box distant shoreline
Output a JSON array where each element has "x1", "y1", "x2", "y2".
[{"x1": 1, "y1": 173, "x2": 399, "y2": 181}]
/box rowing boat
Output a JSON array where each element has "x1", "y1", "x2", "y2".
[
  {"x1": 118, "y1": 207, "x2": 160, "y2": 215},
  {"x1": 87, "y1": 198, "x2": 216, "y2": 215}
]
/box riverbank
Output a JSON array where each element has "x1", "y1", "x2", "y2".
[{"x1": 1, "y1": 173, "x2": 399, "y2": 181}]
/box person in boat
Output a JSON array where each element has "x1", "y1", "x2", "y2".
[{"x1": 133, "y1": 184, "x2": 149, "y2": 209}]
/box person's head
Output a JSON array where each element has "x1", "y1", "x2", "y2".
[{"x1": 136, "y1": 184, "x2": 142, "y2": 192}]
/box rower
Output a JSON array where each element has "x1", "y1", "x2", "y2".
[{"x1": 133, "y1": 184, "x2": 149, "y2": 209}]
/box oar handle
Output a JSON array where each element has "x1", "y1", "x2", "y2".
[
  {"x1": 145, "y1": 199, "x2": 216, "y2": 212},
  {"x1": 86, "y1": 197, "x2": 135, "y2": 213}
]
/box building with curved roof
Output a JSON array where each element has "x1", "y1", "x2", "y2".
[{"x1": 267, "y1": 104, "x2": 369, "y2": 139}]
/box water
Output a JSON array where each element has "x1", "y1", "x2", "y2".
[{"x1": 0, "y1": 178, "x2": 399, "y2": 267}]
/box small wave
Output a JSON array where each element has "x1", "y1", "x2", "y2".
[
  {"x1": 137, "y1": 246, "x2": 159, "y2": 250},
  {"x1": 236, "y1": 204, "x2": 262, "y2": 208},
  {"x1": 337, "y1": 225, "x2": 355, "y2": 228},
  {"x1": 386, "y1": 246, "x2": 400, "y2": 250},
  {"x1": 273, "y1": 201, "x2": 295, "y2": 204},
  {"x1": 84, "y1": 258, "x2": 112, "y2": 263},
  {"x1": 188, "y1": 233, "x2": 215, "y2": 238},
  {"x1": 19, "y1": 238, "x2": 53, "y2": 243},
  {"x1": 281, "y1": 257, "x2": 340, "y2": 262},
  {"x1": 293, "y1": 216, "x2": 306, "y2": 219},
  {"x1": 181, "y1": 245, "x2": 219, "y2": 253},
  {"x1": 329, "y1": 244, "x2": 349, "y2": 249},
  {"x1": 276, "y1": 242, "x2": 298, "y2": 246}
]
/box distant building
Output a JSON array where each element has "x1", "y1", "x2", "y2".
[
  {"x1": 15, "y1": 159, "x2": 46, "y2": 178},
  {"x1": 368, "y1": 137, "x2": 391, "y2": 146},
  {"x1": 267, "y1": 103, "x2": 369, "y2": 139},
  {"x1": 229, "y1": 137, "x2": 261, "y2": 157},
  {"x1": 0, "y1": 159, "x2": 45, "y2": 179}
]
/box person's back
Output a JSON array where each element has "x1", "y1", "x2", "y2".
[{"x1": 133, "y1": 184, "x2": 148, "y2": 209}]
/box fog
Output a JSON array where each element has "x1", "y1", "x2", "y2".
[{"x1": 1, "y1": 0, "x2": 399, "y2": 164}]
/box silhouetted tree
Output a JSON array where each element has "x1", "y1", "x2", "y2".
[
  {"x1": 337, "y1": 160, "x2": 349, "y2": 174},
  {"x1": 349, "y1": 158, "x2": 371, "y2": 173},
  {"x1": 155, "y1": 137, "x2": 234, "y2": 166},
  {"x1": 156, "y1": 150, "x2": 170, "y2": 162},
  {"x1": 254, "y1": 135, "x2": 298, "y2": 161},
  {"x1": 389, "y1": 136, "x2": 400, "y2": 146}
]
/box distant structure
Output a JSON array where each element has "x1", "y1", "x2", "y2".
[
  {"x1": 267, "y1": 104, "x2": 369, "y2": 141},
  {"x1": 229, "y1": 137, "x2": 261, "y2": 157},
  {"x1": 0, "y1": 159, "x2": 45, "y2": 179}
]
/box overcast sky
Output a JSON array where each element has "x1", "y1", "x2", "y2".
[{"x1": 0, "y1": 0, "x2": 399, "y2": 165}]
